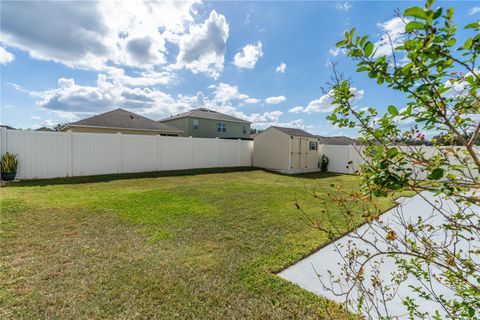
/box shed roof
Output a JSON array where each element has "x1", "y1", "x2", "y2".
[
  {"x1": 65, "y1": 108, "x2": 183, "y2": 133},
  {"x1": 271, "y1": 126, "x2": 316, "y2": 138},
  {"x1": 160, "y1": 108, "x2": 251, "y2": 124}
]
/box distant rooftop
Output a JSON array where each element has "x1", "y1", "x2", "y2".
[
  {"x1": 66, "y1": 108, "x2": 183, "y2": 133},
  {"x1": 316, "y1": 135, "x2": 359, "y2": 145},
  {"x1": 0, "y1": 125, "x2": 16, "y2": 130},
  {"x1": 160, "y1": 108, "x2": 251, "y2": 124},
  {"x1": 271, "y1": 126, "x2": 316, "y2": 138}
]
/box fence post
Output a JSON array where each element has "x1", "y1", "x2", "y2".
[
  {"x1": 117, "y1": 132, "x2": 122, "y2": 174},
  {"x1": 189, "y1": 136, "x2": 194, "y2": 169},
  {"x1": 237, "y1": 139, "x2": 241, "y2": 166},
  {"x1": 0, "y1": 126, "x2": 7, "y2": 156},
  {"x1": 156, "y1": 134, "x2": 160, "y2": 172},
  {"x1": 67, "y1": 131, "x2": 73, "y2": 176},
  {"x1": 216, "y1": 137, "x2": 220, "y2": 167}
]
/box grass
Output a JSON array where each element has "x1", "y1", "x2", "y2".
[{"x1": 0, "y1": 169, "x2": 401, "y2": 319}]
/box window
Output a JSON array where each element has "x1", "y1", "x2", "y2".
[
  {"x1": 217, "y1": 122, "x2": 226, "y2": 132},
  {"x1": 242, "y1": 125, "x2": 247, "y2": 134},
  {"x1": 192, "y1": 119, "x2": 199, "y2": 131},
  {"x1": 309, "y1": 141, "x2": 318, "y2": 151}
]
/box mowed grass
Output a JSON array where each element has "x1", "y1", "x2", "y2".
[{"x1": 0, "y1": 168, "x2": 399, "y2": 319}]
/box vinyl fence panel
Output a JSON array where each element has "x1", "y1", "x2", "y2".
[
  {"x1": 5, "y1": 130, "x2": 70, "y2": 179},
  {"x1": 319, "y1": 144, "x2": 479, "y2": 179},
  {"x1": 0, "y1": 128, "x2": 254, "y2": 180}
]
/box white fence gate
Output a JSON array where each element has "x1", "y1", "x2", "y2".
[{"x1": 0, "y1": 128, "x2": 253, "y2": 179}]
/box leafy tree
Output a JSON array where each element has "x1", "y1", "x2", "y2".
[{"x1": 314, "y1": 1, "x2": 479, "y2": 318}]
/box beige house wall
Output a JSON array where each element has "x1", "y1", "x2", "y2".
[
  {"x1": 64, "y1": 126, "x2": 180, "y2": 136},
  {"x1": 158, "y1": 118, "x2": 189, "y2": 136},
  {"x1": 162, "y1": 117, "x2": 250, "y2": 139}
]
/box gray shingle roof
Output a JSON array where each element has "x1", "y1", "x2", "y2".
[
  {"x1": 160, "y1": 108, "x2": 251, "y2": 124},
  {"x1": 271, "y1": 126, "x2": 316, "y2": 138},
  {"x1": 316, "y1": 135, "x2": 359, "y2": 145},
  {"x1": 66, "y1": 108, "x2": 183, "y2": 133}
]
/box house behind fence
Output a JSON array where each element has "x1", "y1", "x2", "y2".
[{"x1": 1, "y1": 126, "x2": 477, "y2": 180}]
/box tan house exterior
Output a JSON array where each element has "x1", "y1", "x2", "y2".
[
  {"x1": 61, "y1": 108, "x2": 183, "y2": 136},
  {"x1": 253, "y1": 126, "x2": 320, "y2": 174},
  {"x1": 160, "y1": 108, "x2": 251, "y2": 139}
]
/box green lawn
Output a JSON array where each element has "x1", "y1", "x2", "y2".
[{"x1": 0, "y1": 168, "x2": 399, "y2": 319}]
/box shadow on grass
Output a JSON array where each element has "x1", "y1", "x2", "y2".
[
  {"x1": 258, "y1": 168, "x2": 347, "y2": 180},
  {"x1": 6, "y1": 167, "x2": 256, "y2": 187}
]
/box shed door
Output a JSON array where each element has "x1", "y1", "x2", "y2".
[{"x1": 291, "y1": 137, "x2": 308, "y2": 169}]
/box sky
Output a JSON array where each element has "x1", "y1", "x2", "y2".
[{"x1": 1, "y1": 1, "x2": 479, "y2": 136}]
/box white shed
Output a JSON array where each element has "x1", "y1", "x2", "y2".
[{"x1": 253, "y1": 126, "x2": 320, "y2": 174}]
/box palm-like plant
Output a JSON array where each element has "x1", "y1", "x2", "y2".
[{"x1": 1, "y1": 152, "x2": 18, "y2": 174}]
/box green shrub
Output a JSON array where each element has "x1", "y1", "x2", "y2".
[
  {"x1": 320, "y1": 155, "x2": 329, "y2": 172},
  {"x1": 1, "y1": 152, "x2": 18, "y2": 173}
]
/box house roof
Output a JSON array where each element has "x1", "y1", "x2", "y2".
[
  {"x1": 271, "y1": 126, "x2": 316, "y2": 138},
  {"x1": 160, "y1": 108, "x2": 251, "y2": 124},
  {"x1": 35, "y1": 127, "x2": 54, "y2": 132},
  {"x1": 65, "y1": 108, "x2": 183, "y2": 133},
  {"x1": 316, "y1": 135, "x2": 359, "y2": 145},
  {"x1": 0, "y1": 125, "x2": 16, "y2": 130}
]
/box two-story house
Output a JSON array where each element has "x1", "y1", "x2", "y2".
[{"x1": 159, "y1": 108, "x2": 251, "y2": 139}]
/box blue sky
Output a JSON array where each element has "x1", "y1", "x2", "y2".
[{"x1": 1, "y1": 1, "x2": 479, "y2": 136}]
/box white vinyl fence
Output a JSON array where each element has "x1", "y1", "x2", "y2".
[
  {"x1": 0, "y1": 128, "x2": 253, "y2": 179},
  {"x1": 319, "y1": 144, "x2": 480, "y2": 179}
]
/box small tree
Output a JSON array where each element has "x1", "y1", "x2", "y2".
[{"x1": 314, "y1": 1, "x2": 479, "y2": 318}]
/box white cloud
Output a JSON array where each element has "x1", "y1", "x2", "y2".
[
  {"x1": 265, "y1": 95, "x2": 286, "y2": 104},
  {"x1": 30, "y1": 115, "x2": 42, "y2": 120},
  {"x1": 0, "y1": 1, "x2": 199, "y2": 70},
  {"x1": 20, "y1": 74, "x2": 277, "y2": 125},
  {"x1": 294, "y1": 88, "x2": 364, "y2": 113},
  {"x1": 105, "y1": 67, "x2": 174, "y2": 86},
  {"x1": 275, "y1": 62, "x2": 286, "y2": 73},
  {"x1": 289, "y1": 106, "x2": 304, "y2": 113},
  {"x1": 252, "y1": 118, "x2": 307, "y2": 130},
  {"x1": 175, "y1": 10, "x2": 229, "y2": 79},
  {"x1": 243, "y1": 98, "x2": 259, "y2": 104},
  {"x1": 248, "y1": 110, "x2": 282, "y2": 123},
  {"x1": 374, "y1": 17, "x2": 409, "y2": 58},
  {"x1": 0, "y1": 47, "x2": 14, "y2": 64},
  {"x1": 212, "y1": 83, "x2": 249, "y2": 102},
  {"x1": 328, "y1": 47, "x2": 346, "y2": 57},
  {"x1": 469, "y1": 7, "x2": 480, "y2": 15},
  {"x1": 336, "y1": 2, "x2": 351, "y2": 11},
  {"x1": 233, "y1": 41, "x2": 263, "y2": 69}
]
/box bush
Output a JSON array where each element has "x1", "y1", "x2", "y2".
[{"x1": 320, "y1": 155, "x2": 329, "y2": 172}]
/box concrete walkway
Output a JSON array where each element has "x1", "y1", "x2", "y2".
[{"x1": 278, "y1": 192, "x2": 479, "y2": 319}]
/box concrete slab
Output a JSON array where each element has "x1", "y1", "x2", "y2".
[{"x1": 278, "y1": 192, "x2": 479, "y2": 319}]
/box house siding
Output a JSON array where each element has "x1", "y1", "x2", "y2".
[{"x1": 162, "y1": 117, "x2": 250, "y2": 139}]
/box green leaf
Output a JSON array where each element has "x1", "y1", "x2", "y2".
[
  {"x1": 406, "y1": 21, "x2": 426, "y2": 32},
  {"x1": 364, "y1": 41, "x2": 374, "y2": 57},
  {"x1": 464, "y1": 38, "x2": 473, "y2": 50},
  {"x1": 388, "y1": 105, "x2": 399, "y2": 116},
  {"x1": 404, "y1": 7, "x2": 427, "y2": 20},
  {"x1": 427, "y1": 168, "x2": 445, "y2": 180},
  {"x1": 465, "y1": 22, "x2": 479, "y2": 30},
  {"x1": 386, "y1": 147, "x2": 399, "y2": 159}
]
